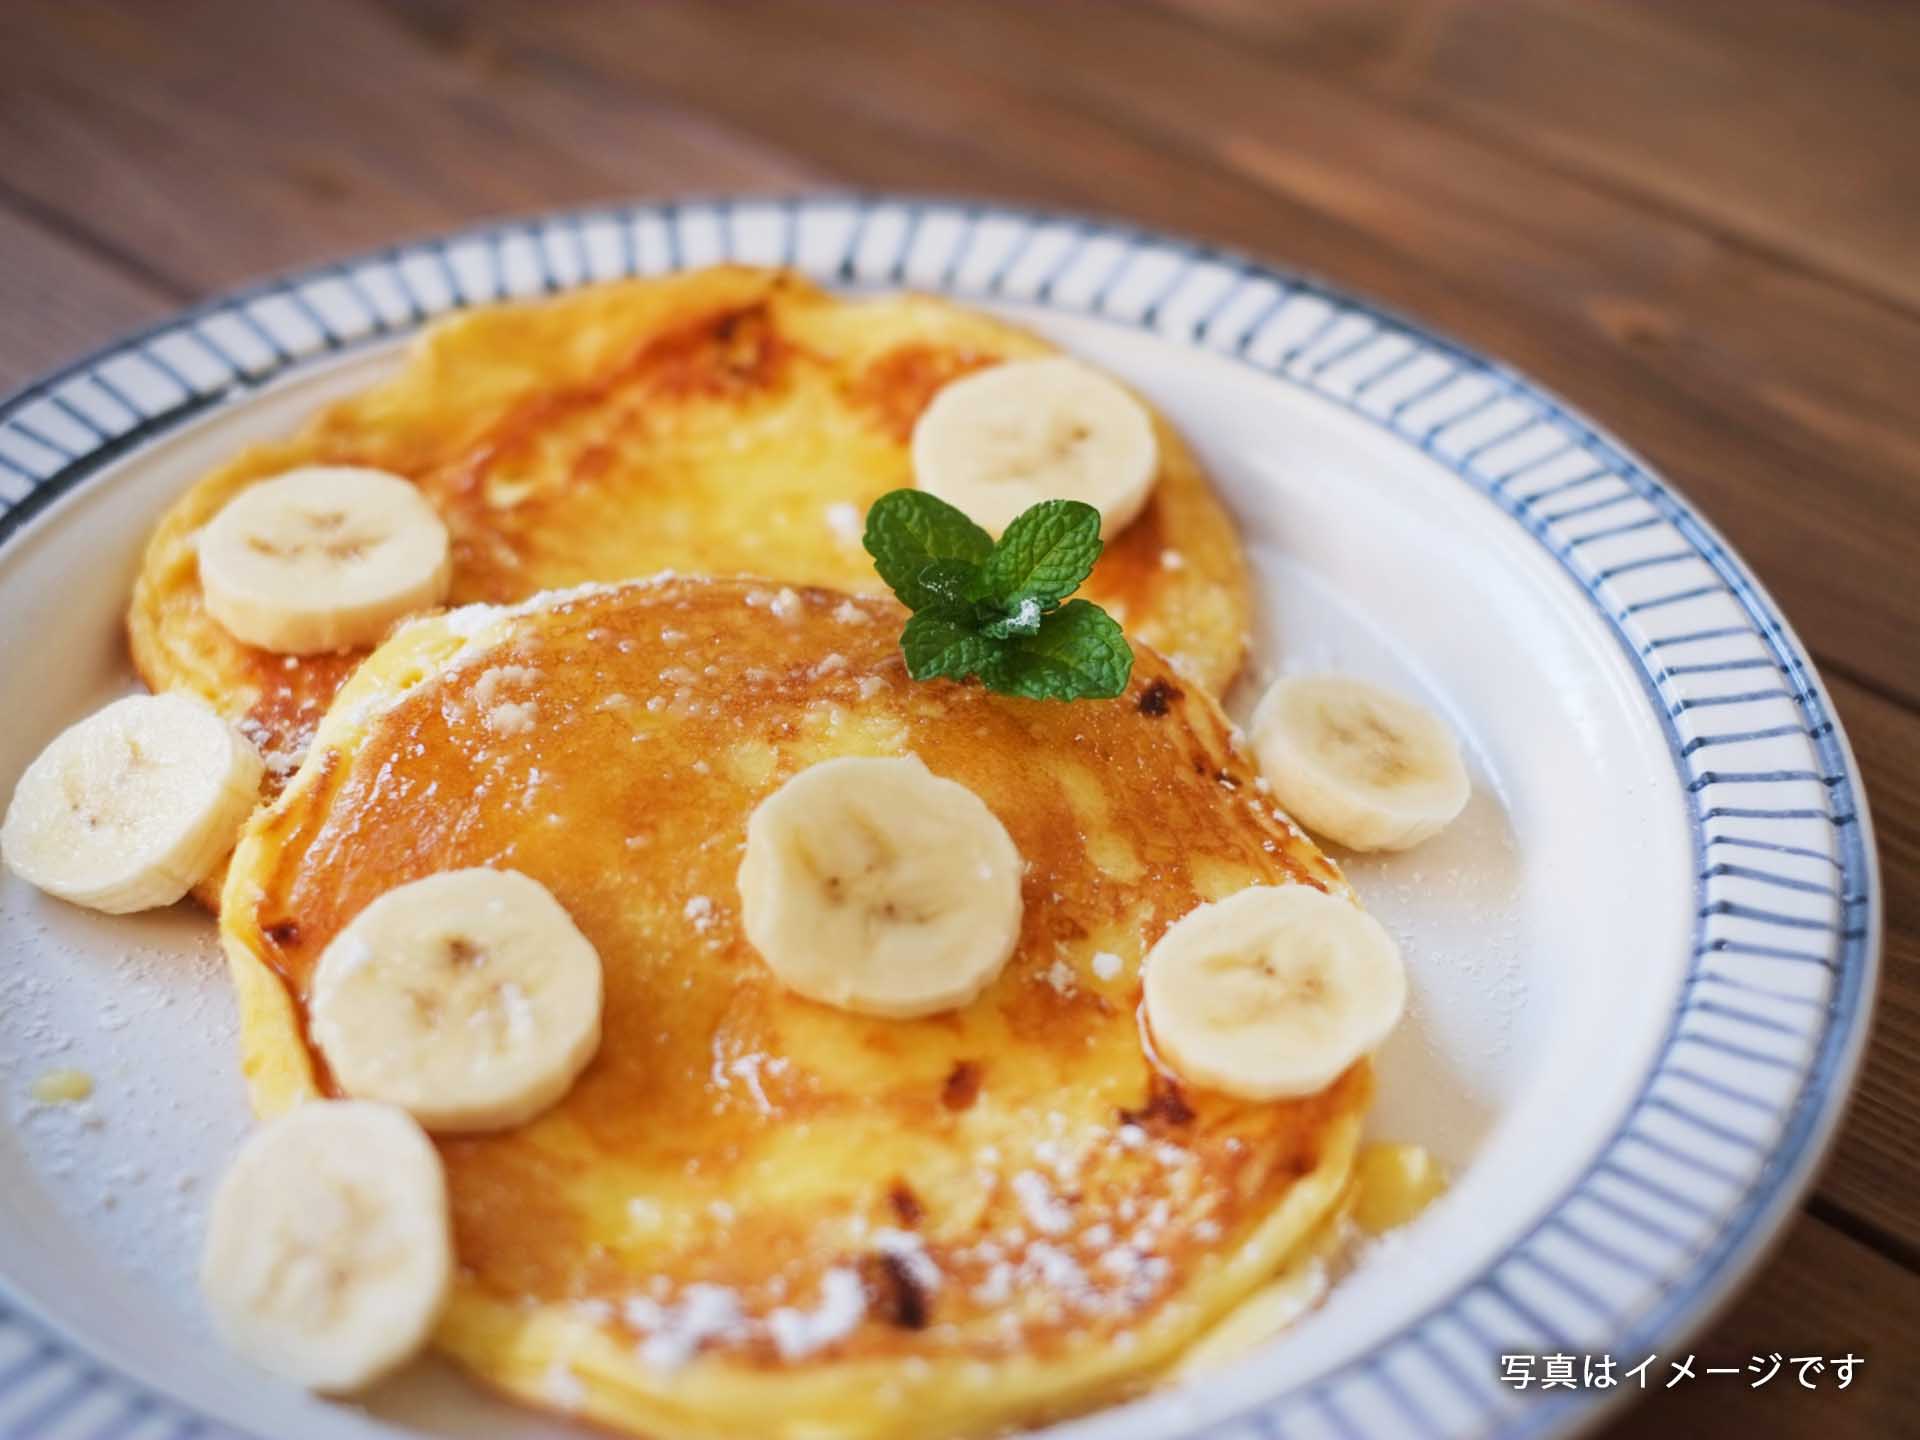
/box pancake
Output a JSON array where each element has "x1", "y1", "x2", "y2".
[
  {"x1": 220, "y1": 577, "x2": 1366, "y2": 1440},
  {"x1": 130, "y1": 266, "x2": 1251, "y2": 810}
]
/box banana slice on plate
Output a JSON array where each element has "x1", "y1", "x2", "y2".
[
  {"x1": 910, "y1": 356, "x2": 1159, "y2": 539},
  {"x1": 1, "y1": 693, "x2": 263, "y2": 913},
  {"x1": 1249, "y1": 675, "x2": 1470, "y2": 852},
  {"x1": 197, "y1": 465, "x2": 452, "y2": 654},
  {"x1": 200, "y1": 1100, "x2": 452, "y2": 1393},
  {"x1": 737, "y1": 754, "x2": 1024, "y2": 1018},
  {"x1": 1143, "y1": 885, "x2": 1405, "y2": 1100},
  {"x1": 309, "y1": 868, "x2": 604, "y2": 1133}
]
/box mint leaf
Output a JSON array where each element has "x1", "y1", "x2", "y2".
[
  {"x1": 863, "y1": 488, "x2": 1134, "y2": 704},
  {"x1": 901, "y1": 604, "x2": 999, "y2": 682},
  {"x1": 913, "y1": 558, "x2": 981, "y2": 608},
  {"x1": 979, "y1": 595, "x2": 1046, "y2": 640},
  {"x1": 863, "y1": 490, "x2": 993, "y2": 611},
  {"x1": 983, "y1": 600, "x2": 1133, "y2": 701},
  {"x1": 979, "y1": 499, "x2": 1103, "y2": 611}
]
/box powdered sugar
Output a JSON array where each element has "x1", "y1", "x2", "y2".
[
  {"x1": 543, "y1": 1360, "x2": 586, "y2": 1410},
  {"x1": 484, "y1": 700, "x2": 536, "y2": 736},
  {"x1": 872, "y1": 1228, "x2": 943, "y2": 1294},
  {"x1": 473, "y1": 664, "x2": 543, "y2": 737},
  {"x1": 1010, "y1": 1170, "x2": 1072, "y2": 1235},
  {"x1": 628, "y1": 1284, "x2": 747, "y2": 1372},
  {"x1": 824, "y1": 502, "x2": 862, "y2": 544},
  {"x1": 746, "y1": 585, "x2": 804, "y2": 621},
  {"x1": 766, "y1": 1267, "x2": 867, "y2": 1360}
]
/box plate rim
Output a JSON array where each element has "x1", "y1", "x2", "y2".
[{"x1": 0, "y1": 192, "x2": 1881, "y2": 1440}]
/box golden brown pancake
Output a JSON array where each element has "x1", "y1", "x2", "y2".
[
  {"x1": 220, "y1": 577, "x2": 1363, "y2": 1440},
  {"x1": 129, "y1": 267, "x2": 1250, "y2": 813}
]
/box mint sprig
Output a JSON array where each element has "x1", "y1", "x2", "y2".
[{"x1": 863, "y1": 490, "x2": 1133, "y2": 701}]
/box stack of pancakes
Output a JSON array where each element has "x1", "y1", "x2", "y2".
[{"x1": 133, "y1": 267, "x2": 1378, "y2": 1439}]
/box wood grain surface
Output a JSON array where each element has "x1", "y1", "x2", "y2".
[{"x1": 0, "y1": 1, "x2": 1912, "y2": 1435}]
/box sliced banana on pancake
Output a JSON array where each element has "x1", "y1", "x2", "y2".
[
  {"x1": 911, "y1": 356, "x2": 1159, "y2": 539},
  {"x1": 1143, "y1": 885, "x2": 1405, "y2": 1100},
  {"x1": 309, "y1": 868, "x2": 603, "y2": 1133},
  {"x1": 737, "y1": 754, "x2": 1024, "y2": 1018},
  {"x1": 1249, "y1": 675, "x2": 1470, "y2": 852},
  {"x1": 200, "y1": 1100, "x2": 452, "y2": 1393},
  {"x1": 198, "y1": 465, "x2": 452, "y2": 654},
  {"x1": 1, "y1": 693, "x2": 263, "y2": 913}
]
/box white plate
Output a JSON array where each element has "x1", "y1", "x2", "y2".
[{"x1": 0, "y1": 198, "x2": 1879, "y2": 1440}]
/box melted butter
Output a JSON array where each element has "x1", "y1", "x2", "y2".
[
  {"x1": 1172, "y1": 1141, "x2": 1448, "y2": 1378},
  {"x1": 32, "y1": 1068, "x2": 93, "y2": 1104},
  {"x1": 1351, "y1": 1142, "x2": 1449, "y2": 1234}
]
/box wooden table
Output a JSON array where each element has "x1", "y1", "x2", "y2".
[{"x1": 1, "y1": 2, "x2": 1913, "y2": 1434}]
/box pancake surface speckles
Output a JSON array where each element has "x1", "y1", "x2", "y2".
[
  {"x1": 219, "y1": 577, "x2": 1360, "y2": 1440},
  {"x1": 130, "y1": 267, "x2": 1251, "y2": 809}
]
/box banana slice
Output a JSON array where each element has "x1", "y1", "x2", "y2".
[
  {"x1": 200, "y1": 1100, "x2": 452, "y2": 1393},
  {"x1": 1, "y1": 693, "x2": 263, "y2": 913},
  {"x1": 1249, "y1": 675, "x2": 1470, "y2": 852},
  {"x1": 310, "y1": 868, "x2": 603, "y2": 1133},
  {"x1": 737, "y1": 755, "x2": 1024, "y2": 1018},
  {"x1": 1142, "y1": 885, "x2": 1405, "y2": 1100},
  {"x1": 910, "y1": 356, "x2": 1159, "y2": 538},
  {"x1": 198, "y1": 465, "x2": 452, "y2": 654}
]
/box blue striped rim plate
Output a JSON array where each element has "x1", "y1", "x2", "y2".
[{"x1": 0, "y1": 196, "x2": 1879, "y2": 1440}]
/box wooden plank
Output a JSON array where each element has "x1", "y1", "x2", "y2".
[
  {"x1": 1814, "y1": 673, "x2": 1920, "y2": 1261},
  {"x1": 1160, "y1": 0, "x2": 1920, "y2": 314},
  {"x1": 344, "y1": 0, "x2": 1920, "y2": 709},
  {"x1": 0, "y1": 205, "x2": 173, "y2": 391},
  {"x1": 0, "y1": 0, "x2": 822, "y2": 294},
  {"x1": 1600, "y1": 1210, "x2": 1920, "y2": 1437}
]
